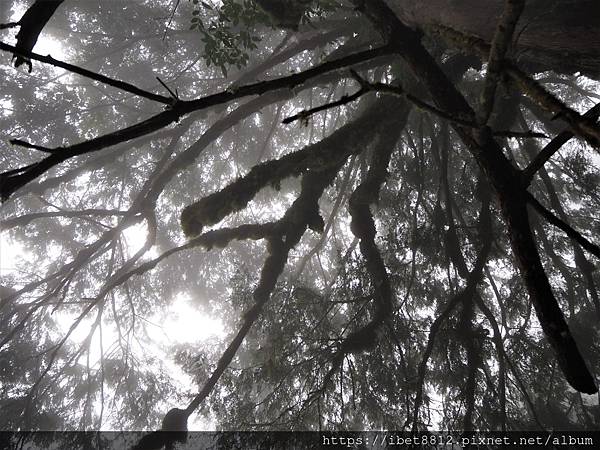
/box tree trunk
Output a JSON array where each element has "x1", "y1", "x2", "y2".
[{"x1": 385, "y1": 0, "x2": 600, "y2": 77}]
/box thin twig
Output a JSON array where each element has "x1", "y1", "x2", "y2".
[
  {"x1": 282, "y1": 88, "x2": 366, "y2": 124},
  {"x1": 9, "y1": 139, "x2": 58, "y2": 153},
  {"x1": 0, "y1": 41, "x2": 171, "y2": 105},
  {"x1": 526, "y1": 192, "x2": 600, "y2": 260},
  {"x1": 319, "y1": 72, "x2": 548, "y2": 138},
  {"x1": 162, "y1": 0, "x2": 181, "y2": 41},
  {"x1": 494, "y1": 130, "x2": 547, "y2": 139},
  {"x1": 156, "y1": 76, "x2": 179, "y2": 101},
  {"x1": 522, "y1": 102, "x2": 600, "y2": 184}
]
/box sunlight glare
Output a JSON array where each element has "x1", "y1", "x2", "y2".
[
  {"x1": 122, "y1": 222, "x2": 151, "y2": 255},
  {"x1": 33, "y1": 35, "x2": 68, "y2": 61},
  {"x1": 150, "y1": 293, "x2": 225, "y2": 345},
  {"x1": 0, "y1": 235, "x2": 32, "y2": 279}
]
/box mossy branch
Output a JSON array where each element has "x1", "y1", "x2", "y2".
[
  {"x1": 180, "y1": 97, "x2": 405, "y2": 237},
  {"x1": 301, "y1": 97, "x2": 411, "y2": 409},
  {"x1": 479, "y1": 0, "x2": 525, "y2": 124},
  {"x1": 184, "y1": 159, "x2": 347, "y2": 416},
  {"x1": 432, "y1": 24, "x2": 600, "y2": 147}
]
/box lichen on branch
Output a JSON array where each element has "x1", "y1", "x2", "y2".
[{"x1": 180, "y1": 95, "x2": 404, "y2": 237}]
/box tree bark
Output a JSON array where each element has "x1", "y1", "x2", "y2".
[
  {"x1": 385, "y1": 0, "x2": 600, "y2": 77},
  {"x1": 357, "y1": 0, "x2": 598, "y2": 394}
]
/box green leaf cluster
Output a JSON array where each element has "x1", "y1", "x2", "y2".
[{"x1": 189, "y1": 0, "x2": 271, "y2": 76}]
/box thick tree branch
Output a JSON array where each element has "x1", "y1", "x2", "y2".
[
  {"x1": 479, "y1": 0, "x2": 525, "y2": 124},
  {"x1": 301, "y1": 96, "x2": 410, "y2": 410},
  {"x1": 10, "y1": 0, "x2": 64, "y2": 72},
  {"x1": 431, "y1": 25, "x2": 600, "y2": 147},
  {"x1": 14, "y1": 122, "x2": 185, "y2": 199},
  {"x1": 291, "y1": 157, "x2": 357, "y2": 281},
  {"x1": 141, "y1": 97, "x2": 415, "y2": 435},
  {"x1": 144, "y1": 52, "x2": 396, "y2": 209},
  {"x1": 180, "y1": 95, "x2": 402, "y2": 236},
  {"x1": 357, "y1": 0, "x2": 597, "y2": 394},
  {"x1": 521, "y1": 127, "x2": 600, "y2": 318},
  {"x1": 506, "y1": 65, "x2": 600, "y2": 147},
  {"x1": 181, "y1": 160, "x2": 347, "y2": 419},
  {"x1": 1, "y1": 109, "x2": 181, "y2": 201},
  {"x1": 1, "y1": 44, "x2": 393, "y2": 201}
]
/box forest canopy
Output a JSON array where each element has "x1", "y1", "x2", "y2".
[{"x1": 1, "y1": 0, "x2": 600, "y2": 437}]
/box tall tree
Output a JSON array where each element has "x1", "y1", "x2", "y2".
[{"x1": 1, "y1": 0, "x2": 599, "y2": 437}]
